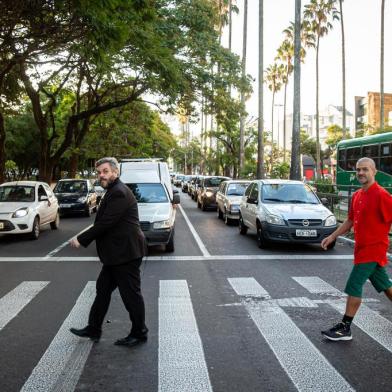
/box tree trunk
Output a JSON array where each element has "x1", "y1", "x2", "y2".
[
  {"x1": 239, "y1": 0, "x2": 248, "y2": 175},
  {"x1": 380, "y1": 0, "x2": 385, "y2": 131},
  {"x1": 315, "y1": 37, "x2": 321, "y2": 179},
  {"x1": 69, "y1": 153, "x2": 79, "y2": 178},
  {"x1": 283, "y1": 80, "x2": 288, "y2": 162},
  {"x1": 0, "y1": 111, "x2": 6, "y2": 184},
  {"x1": 339, "y1": 0, "x2": 346, "y2": 138},
  {"x1": 290, "y1": 0, "x2": 301, "y2": 181},
  {"x1": 270, "y1": 92, "x2": 275, "y2": 170},
  {"x1": 257, "y1": 0, "x2": 265, "y2": 179}
]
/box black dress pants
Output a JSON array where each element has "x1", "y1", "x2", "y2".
[{"x1": 88, "y1": 257, "x2": 147, "y2": 337}]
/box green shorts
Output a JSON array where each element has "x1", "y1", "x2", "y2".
[{"x1": 345, "y1": 262, "x2": 392, "y2": 298}]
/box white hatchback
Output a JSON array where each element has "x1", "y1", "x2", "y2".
[{"x1": 0, "y1": 181, "x2": 59, "y2": 240}]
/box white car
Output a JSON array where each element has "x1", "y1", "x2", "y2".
[{"x1": 0, "y1": 181, "x2": 60, "y2": 240}]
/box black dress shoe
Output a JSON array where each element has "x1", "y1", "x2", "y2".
[
  {"x1": 70, "y1": 326, "x2": 101, "y2": 342},
  {"x1": 114, "y1": 334, "x2": 147, "y2": 347}
]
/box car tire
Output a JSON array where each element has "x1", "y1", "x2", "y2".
[
  {"x1": 165, "y1": 230, "x2": 175, "y2": 252},
  {"x1": 257, "y1": 224, "x2": 268, "y2": 249},
  {"x1": 50, "y1": 212, "x2": 60, "y2": 230},
  {"x1": 30, "y1": 216, "x2": 40, "y2": 240},
  {"x1": 224, "y1": 210, "x2": 231, "y2": 225},
  {"x1": 327, "y1": 240, "x2": 336, "y2": 250},
  {"x1": 217, "y1": 207, "x2": 223, "y2": 219},
  {"x1": 238, "y1": 215, "x2": 248, "y2": 235},
  {"x1": 197, "y1": 200, "x2": 201, "y2": 209},
  {"x1": 201, "y1": 200, "x2": 207, "y2": 211}
]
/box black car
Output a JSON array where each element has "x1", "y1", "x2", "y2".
[{"x1": 54, "y1": 179, "x2": 97, "y2": 217}]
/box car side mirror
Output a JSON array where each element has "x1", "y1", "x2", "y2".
[
  {"x1": 320, "y1": 197, "x2": 329, "y2": 206},
  {"x1": 173, "y1": 189, "x2": 179, "y2": 194},
  {"x1": 39, "y1": 195, "x2": 48, "y2": 202},
  {"x1": 172, "y1": 194, "x2": 180, "y2": 204}
]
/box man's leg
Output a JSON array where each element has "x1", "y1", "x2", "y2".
[
  {"x1": 344, "y1": 295, "x2": 362, "y2": 317},
  {"x1": 384, "y1": 287, "x2": 392, "y2": 301},
  {"x1": 88, "y1": 265, "x2": 117, "y2": 330}
]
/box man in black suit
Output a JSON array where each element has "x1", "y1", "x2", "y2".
[{"x1": 69, "y1": 157, "x2": 148, "y2": 347}]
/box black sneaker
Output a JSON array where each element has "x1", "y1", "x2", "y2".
[{"x1": 321, "y1": 322, "x2": 352, "y2": 341}]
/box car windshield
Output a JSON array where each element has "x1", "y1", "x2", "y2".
[
  {"x1": 0, "y1": 186, "x2": 35, "y2": 202},
  {"x1": 227, "y1": 183, "x2": 250, "y2": 196},
  {"x1": 54, "y1": 181, "x2": 87, "y2": 193},
  {"x1": 262, "y1": 184, "x2": 319, "y2": 204},
  {"x1": 204, "y1": 177, "x2": 227, "y2": 187},
  {"x1": 127, "y1": 183, "x2": 168, "y2": 203}
]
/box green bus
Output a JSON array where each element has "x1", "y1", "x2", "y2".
[{"x1": 336, "y1": 132, "x2": 392, "y2": 194}]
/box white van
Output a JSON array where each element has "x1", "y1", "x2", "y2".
[{"x1": 119, "y1": 159, "x2": 180, "y2": 252}]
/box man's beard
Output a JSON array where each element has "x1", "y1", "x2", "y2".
[{"x1": 101, "y1": 176, "x2": 116, "y2": 189}]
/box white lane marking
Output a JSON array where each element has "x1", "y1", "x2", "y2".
[
  {"x1": 0, "y1": 254, "x2": 354, "y2": 262},
  {"x1": 159, "y1": 280, "x2": 212, "y2": 392},
  {"x1": 21, "y1": 281, "x2": 96, "y2": 392},
  {"x1": 292, "y1": 276, "x2": 345, "y2": 297},
  {"x1": 228, "y1": 277, "x2": 354, "y2": 392},
  {"x1": 296, "y1": 276, "x2": 392, "y2": 354},
  {"x1": 178, "y1": 204, "x2": 210, "y2": 257},
  {"x1": 44, "y1": 225, "x2": 93, "y2": 259},
  {"x1": 0, "y1": 282, "x2": 49, "y2": 330}
]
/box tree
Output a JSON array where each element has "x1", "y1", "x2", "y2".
[
  {"x1": 380, "y1": 0, "x2": 385, "y2": 131},
  {"x1": 290, "y1": 0, "x2": 302, "y2": 180},
  {"x1": 257, "y1": 0, "x2": 265, "y2": 179},
  {"x1": 304, "y1": 0, "x2": 339, "y2": 179}
]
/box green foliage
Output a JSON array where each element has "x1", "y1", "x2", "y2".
[
  {"x1": 314, "y1": 177, "x2": 336, "y2": 194},
  {"x1": 271, "y1": 162, "x2": 290, "y2": 179},
  {"x1": 300, "y1": 130, "x2": 317, "y2": 162}
]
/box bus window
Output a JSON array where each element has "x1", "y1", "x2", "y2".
[
  {"x1": 363, "y1": 144, "x2": 379, "y2": 158},
  {"x1": 346, "y1": 147, "x2": 361, "y2": 171},
  {"x1": 337, "y1": 149, "x2": 346, "y2": 170},
  {"x1": 380, "y1": 157, "x2": 392, "y2": 175},
  {"x1": 381, "y1": 143, "x2": 391, "y2": 156}
]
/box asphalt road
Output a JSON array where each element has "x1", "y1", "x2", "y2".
[{"x1": 1, "y1": 188, "x2": 392, "y2": 392}]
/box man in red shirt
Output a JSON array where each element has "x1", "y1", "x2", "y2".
[{"x1": 321, "y1": 157, "x2": 392, "y2": 341}]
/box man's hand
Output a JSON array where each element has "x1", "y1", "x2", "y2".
[
  {"x1": 321, "y1": 235, "x2": 335, "y2": 251},
  {"x1": 70, "y1": 237, "x2": 80, "y2": 248}
]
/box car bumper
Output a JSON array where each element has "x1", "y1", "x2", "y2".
[
  {"x1": 59, "y1": 203, "x2": 88, "y2": 214},
  {"x1": 0, "y1": 219, "x2": 32, "y2": 234},
  {"x1": 261, "y1": 222, "x2": 338, "y2": 243},
  {"x1": 226, "y1": 210, "x2": 240, "y2": 219},
  {"x1": 142, "y1": 227, "x2": 173, "y2": 246}
]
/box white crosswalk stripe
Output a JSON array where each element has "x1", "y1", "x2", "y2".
[
  {"x1": 159, "y1": 280, "x2": 213, "y2": 392},
  {"x1": 0, "y1": 281, "x2": 49, "y2": 331},
  {"x1": 20, "y1": 281, "x2": 96, "y2": 392},
  {"x1": 294, "y1": 276, "x2": 392, "y2": 354},
  {"x1": 228, "y1": 277, "x2": 354, "y2": 392}
]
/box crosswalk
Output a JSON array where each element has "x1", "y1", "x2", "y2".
[{"x1": 1, "y1": 276, "x2": 392, "y2": 392}]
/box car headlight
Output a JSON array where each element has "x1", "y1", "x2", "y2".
[
  {"x1": 205, "y1": 191, "x2": 213, "y2": 197},
  {"x1": 153, "y1": 219, "x2": 172, "y2": 229},
  {"x1": 324, "y1": 215, "x2": 337, "y2": 227},
  {"x1": 77, "y1": 196, "x2": 87, "y2": 203},
  {"x1": 12, "y1": 208, "x2": 29, "y2": 218},
  {"x1": 265, "y1": 214, "x2": 285, "y2": 225}
]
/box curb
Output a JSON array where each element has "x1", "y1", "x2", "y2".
[{"x1": 338, "y1": 236, "x2": 392, "y2": 262}]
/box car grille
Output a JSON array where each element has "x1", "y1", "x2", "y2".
[
  {"x1": 288, "y1": 219, "x2": 322, "y2": 227},
  {"x1": 140, "y1": 221, "x2": 151, "y2": 231},
  {"x1": 0, "y1": 220, "x2": 16, "y2": 231}
]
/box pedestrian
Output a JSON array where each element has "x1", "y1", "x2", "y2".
[
  {"x1": 321, "y1": 157, "x2": 392, "y2": 341},
  {"x1": 69, "y1": 157, "x2": 148, "y2": 347}
]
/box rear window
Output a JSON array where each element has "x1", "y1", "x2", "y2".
[
  {"x1": 127, "y1": 183, "x2": 168, "y2": 203},
  {"x1": 227, "y1": 183, "x2": 250, "y2": 196},
  {"x1": 0, "y1": 186, "x2": 35, "y2": 202},
  {"x1": 204, "y1": 177, "x2": 227, "y2": 187}
]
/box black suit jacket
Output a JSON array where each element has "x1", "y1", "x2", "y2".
[{"x1": 78, "y1": 178, "x2": 146, "y2": 265}]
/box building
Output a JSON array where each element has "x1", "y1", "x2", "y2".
[{"x1": 355, "y1": 92, "x2": 392, "y2": 131}]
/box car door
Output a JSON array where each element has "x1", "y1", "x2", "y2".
[
  {"x1": 43, "y1": 183, "x2": 58, "y2": 220},
  {"x1": 216, "y1": 182, "x2": 225, "y2": 213},
  {"x1": 241, "y1": 183, "x2": 254, "y2": 227},
  {"x1": 37, "y1": 185, "x2": 50, "y2": 223},
  {"x1": 246, "y1": 184, "x2": 259, "y2": 232}
]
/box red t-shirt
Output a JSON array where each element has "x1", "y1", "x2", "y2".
[{"x1": 348, "y1": 182, "x2": 392, "y2": 266}]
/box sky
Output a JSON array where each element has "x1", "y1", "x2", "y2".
[{"x1": 169, "y1": 0, "x2": 392, "y2": 139}]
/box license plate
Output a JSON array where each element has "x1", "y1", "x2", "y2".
[
  {"x1": 0, "y1": 222, "x2": 3, "y2": 229},
  {"x1": 60, "y1": 204, "x2": 72, "y2": 208},
  {"x1": 296, "y1": 229, "x2": 317, "y2": 237}
]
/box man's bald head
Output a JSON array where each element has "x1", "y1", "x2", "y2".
[
  {"x1": 356, "y1": 157, "x2": 376, "y2": 170},
  {"x1": 356, "y1": 157, "x2": 377, "y2": 189}
]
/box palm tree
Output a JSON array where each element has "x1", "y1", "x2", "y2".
[
  {"x1": 239, "y1": 0, "x2": 248, "y2": 176},
  {"x1": 380, "y1": 0, "x2": 385, "y2": 131},
  {"x1": 257, "y1": 0, "x2": 264, "y2": 179},
  {"x1": 304, "y1": 0, "x2": 339, "y2": 179},
  {"x1": 290, "y1": 0, "x2": 302, "y2": 180},
  {"x1": 338, "y1": 0, "x2": 347, "y2": 138}
]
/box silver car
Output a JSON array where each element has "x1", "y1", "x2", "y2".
[
  {"x1": 238, "y1": 179, "x2": 338, "y2": 248},
  {"x1": 216, "y1": 180, "x2": 251, "y2": 225}
]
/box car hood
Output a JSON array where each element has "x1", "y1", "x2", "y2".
[
  {"x1": 0, "y1": 202, "x2": 34, "y2": 214},
  {"x1": 55, "y1": 192, "x2": 86, "y2": 201},
  {"x1": 264, "y1": 203, "x2": 332, "y2": 219},
  {"x1": 137, "y1": 203, "x2": 172, "y2": 222}
]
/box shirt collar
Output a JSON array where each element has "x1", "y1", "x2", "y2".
[{"x1": 361, "y1": 181, "x2": 378, "y2": 194}]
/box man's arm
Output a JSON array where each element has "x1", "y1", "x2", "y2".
[{"x1": 321, "y1": 219, "x2": 353, "y2": 250}]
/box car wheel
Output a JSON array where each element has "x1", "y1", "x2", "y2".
[
  {"x1": 197, "y1": 200, "x2": 201, "y2": 209},
  {"x1": 217, "y1": 207, "x2": 223, "y2": 219},
  {"x1": 201, "y1": 200, "x2": 207, "y2": 211},
  {"x1": 84, "y1": 204, "x2": 91, "y2": 217},
  {"x1": 238, "y1": 215, "x2": 248, "y2": 235},
  {"x1": 165, "y1": 230, "x2": 175, "y2": 252},
  {"x1": 224, "y1": 210, "x2": 231, "y2": 225},
  {"x1": 327, "y1": 240, "x2": 336, "y2": 250},
  {"x1": 30, "y1": 216, "x2": 40, "y2": 240},
  {"x1": 50, "y1": 212, "x2": 60, "y2": 230},
  {"x1": 257, "y1": 224, "x2": 268, "y2": 249}
]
